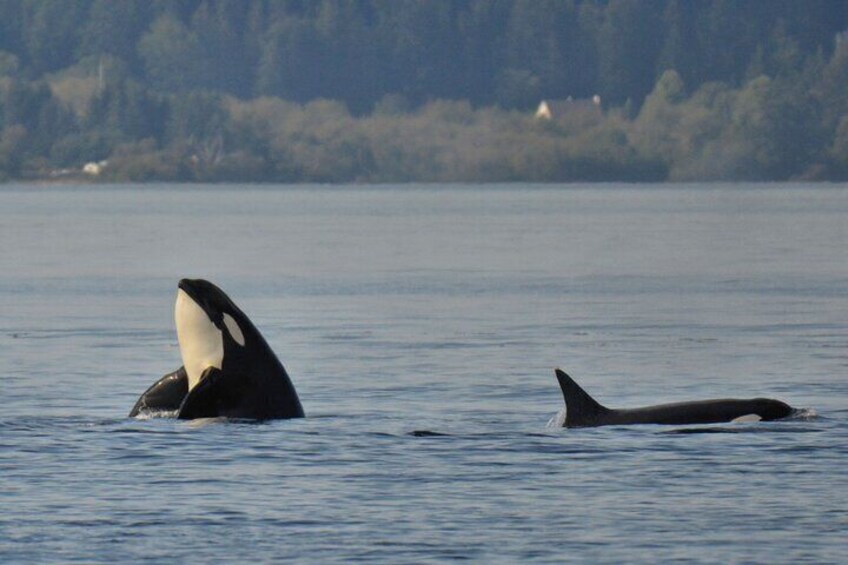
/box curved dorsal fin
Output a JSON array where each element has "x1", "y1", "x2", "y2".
[{"x1": 555, "y1": 369, "x2": 610, "y2": 427}]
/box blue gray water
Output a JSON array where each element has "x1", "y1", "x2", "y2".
[{"x1": 1, "y1": 183, "x2": 846, "y2": 563}]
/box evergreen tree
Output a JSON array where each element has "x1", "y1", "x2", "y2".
[
  {"x1": 78, "y1": 0, "x2": 152, "y2": 68},
  {"x1": 597, "y1": 0, "x2": 665, "y2": 107},
  {"x1": 23, "y1": 0, "x2": 88, "y2": 74},
  {"x1": 138, "y1": 14, "x2": 205, "y2": 92}
]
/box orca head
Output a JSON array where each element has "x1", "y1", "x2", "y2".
[{"x1": 175, "y1": 279, "x2": 249, "y2": 390}]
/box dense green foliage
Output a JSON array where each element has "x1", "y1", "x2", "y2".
[{"x1": 1, "y1": 0, "x2": 848, "y2": 182}]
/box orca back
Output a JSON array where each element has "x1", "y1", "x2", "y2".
[{"x1": 554, "y1": 369, "x2": 796, "y2": 428}]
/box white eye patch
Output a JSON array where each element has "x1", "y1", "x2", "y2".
[{"x1": 223, "y1": 313, "x2": 245, "y2": 346}]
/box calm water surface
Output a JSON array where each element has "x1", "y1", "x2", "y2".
[{"x1": 1, "y1": 183, "x2": 846, "y2": 563}]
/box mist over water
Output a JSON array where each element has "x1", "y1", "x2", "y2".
[{"x1": 1, "y1": 183, "x2": 846, "y2": 562}]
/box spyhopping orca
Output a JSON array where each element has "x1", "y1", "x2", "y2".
[
  {"x1": 130, "y1": 279, "x2": 304, "y2": 421},
  {"x1": 555, "y1": 369, "x2": 793, "y2": 428}
]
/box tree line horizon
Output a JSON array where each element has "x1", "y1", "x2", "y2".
[{"x1": 2, "y1": 0, "x2": 848, "y2": 183}]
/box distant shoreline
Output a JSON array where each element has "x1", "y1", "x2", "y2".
[
  {"x1": 3, "y1": 2, "x2": 848, "y2": 185},
  {"x1": 4, "y1": 179, "x2": 846, "y2": 190}
]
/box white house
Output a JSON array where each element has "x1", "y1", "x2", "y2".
[{"x1": 535, "y1": 95, "x2": 602, "y2": 120}]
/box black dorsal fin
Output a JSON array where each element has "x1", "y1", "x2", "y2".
[{"x1": 555, "y1": 369, "x2": 610, "y2": 427}]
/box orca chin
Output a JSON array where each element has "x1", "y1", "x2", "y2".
[
  {"x1": 130, "y1": 279, "x2": 304, "y2": 421},
  {"x1": 554, "y1": 369, "x2": 795, "y2": 428}
]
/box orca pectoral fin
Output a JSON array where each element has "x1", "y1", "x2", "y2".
[
  {"x1": 129, "y1": 367, "x2": 189, "y2": 417},
  {"x1": 177, "y1": 367, "x2": 246, "y2": 420},
  {"x1": 555, "y1": 368, "x2": 611, "y2": 428}
]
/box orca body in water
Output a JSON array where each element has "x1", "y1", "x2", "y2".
[
  {"x1": 130, "y1": 279, "x2": 304, "y2": 421},
  {"x1": 555, "y1": 369, "x2": 793, "y2": 428}
]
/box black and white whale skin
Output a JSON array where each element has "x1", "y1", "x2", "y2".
[
  {"x1": 555, "y1": 369, "x2": 794, "y2": 428},
  {"x1": 130, "y1": 279, "x2": 304, "y2": 421}
]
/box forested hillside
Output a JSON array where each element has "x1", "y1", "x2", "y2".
[{"x1": 2, "y1": 0, "x2": 848, "y2": 182}]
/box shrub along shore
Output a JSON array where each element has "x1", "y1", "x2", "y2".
[{"x1": 10, "y1": 69, "x2": 845, "y2": 184}]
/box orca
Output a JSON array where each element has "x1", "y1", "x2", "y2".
[
  {"x1": 130, "y1": 279, "x2": 304, "y2": 420},
  {"x1": 554, "y1": 369, "x2": 794, "y2": 428}
]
